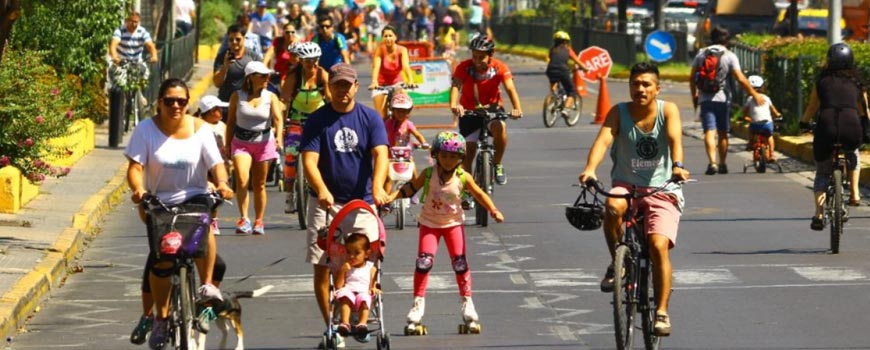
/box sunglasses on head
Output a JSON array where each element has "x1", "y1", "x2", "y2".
[{"x1": 162, "y1": 97, "x2": 189, "y2": 107}]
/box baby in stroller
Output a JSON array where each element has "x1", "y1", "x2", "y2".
[{"x1": 334, "y1": 233, "x2": 380, "y2": 341}]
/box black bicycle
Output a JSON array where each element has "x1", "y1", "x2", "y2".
[
  {"x1": 142, "y1": 192, "x2": 224, "y2": 350},
  {"x1": 543, "y1": 78, "x2": 582, "y2": 127},
  {"x1": 825, "y1": 143, "x2": 850, "y2": 254},
  {"x1": 110, "y1": 59, "x2": 149, "y2": 132},
  {"x1": 585, "y1": 179, "x2": 684, "y2": 350},
  {"x1": 463, "y1": 109, "x2": 509, "y2": 227}
]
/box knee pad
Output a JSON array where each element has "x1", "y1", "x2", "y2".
[
  {"x1": 452, "y1": 255, "x2": 468, "y2": 274},
  {"x1": 150, "y1": 261, "x2": 175, "y2": 278},
  {"x1": 415, "y1": 253, "x2": 434, "y2": 274}
]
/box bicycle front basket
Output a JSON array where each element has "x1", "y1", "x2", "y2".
[{"x1": 565, "y1": 187, "x2": 604, "y2": 231}]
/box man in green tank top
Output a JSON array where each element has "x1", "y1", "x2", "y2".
[{"x1": 578, "y1": 62, "x2": 690, "y2": 337}]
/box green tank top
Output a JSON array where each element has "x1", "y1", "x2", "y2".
[
  {"x1": 289, "y1": 68, "x2": 325, "y2": 122},
  {"x1": 610, "y1": 100, "x2": 684, "y2": 210}
]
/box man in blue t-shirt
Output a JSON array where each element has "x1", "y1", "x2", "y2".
[
  {"x1": 300, "y1": 63, "x2": 388, "y2": 346},
  {"x1": 312, "y1": 15, "x2": 350, "y2": 69}
]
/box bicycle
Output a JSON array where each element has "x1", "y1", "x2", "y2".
[
  {"x1": 387, "y1": 144, "x2": 427, "y2": 230},
  {"x1": 825, "y1": 143, "x2": 850, "y2": 254},
  {"x1": 284, "y1": 109, "x2": 313, "y2": 229},
  {"x1": 542, "y1": 75, "x2": 583, "y2": 128},
  {"x1": 463, "y1": 109, "x2": 509, "y2": 227},
  {"x1": 742, "y1": 118, "x2": 783, "y2": 174},
  {"x1": 141, "y1": 192, "x2": 225, "y2": 350},
  {"x1": 584, "y1": 179, "x2": 686, "y2": 350},
  {"x1": 110, "y1": 59, "x2": 149, "y2": 132}
]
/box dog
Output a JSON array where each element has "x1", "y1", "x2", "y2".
[{"x1": 192, "y1": 285, "x2": 274, "y2": 350}]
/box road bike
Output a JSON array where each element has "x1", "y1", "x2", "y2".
[
  {"x1": 742, "y1": 118, "x2": 782, "y2": 174},
  {"x1": 542, "y1": 79, "x2": 582, "y2": 128},
  {"x1": 825, "y1": 143, "x2": 850, "y2": 254},
  {"x1": 110, "y1": 59, "x2": 149, "y2": 133},
  {"x1": 585, "y1": 179, "x2": 686, "y2": 350},
  {"x1": 142, "y1": 192, "x2": 225, "y2": 350},
  {"x1": 463, "y1": 109, "x2": 509, "y2": 227}
]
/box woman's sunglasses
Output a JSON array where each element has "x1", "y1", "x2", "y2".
[{"x1": 162, "y1": 97, "x2": 189, "y2": 107}]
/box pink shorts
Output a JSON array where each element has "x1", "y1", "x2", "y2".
[
  {"x1": 231, "y1": 135, "x2": 278, "y2": 162},
  {"x1": 611, "y1": 183, "x2": 681, "y2": 247},
  {"x1": 334, "y1": 287, "x2": 372, "y2": 310}
]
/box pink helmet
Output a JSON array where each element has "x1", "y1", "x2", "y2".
[
  {"x1": 443, "y1": 15, "x2": 453, "y2": 25},
  {"x1": 391, "y1": 91, "x2": 413, "y2": 109}
]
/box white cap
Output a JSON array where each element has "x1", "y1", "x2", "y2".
[
  {"x1": 198, "y1": 95, "x2": 229, "y2": 113},
  {"x1": 277, "y1": 1, "x2": 286, "y2": 8},
  {"x1": 244, "y1": 61, "x2": 273, "y2": 77}
]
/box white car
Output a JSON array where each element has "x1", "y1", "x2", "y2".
[{"x1": 663, "y1": 0, "x2": 706, "y2": 55}]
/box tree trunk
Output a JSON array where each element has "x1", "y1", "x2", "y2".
[{"x1": 0, "y1": 0, "x2": 22, "y2": 63}]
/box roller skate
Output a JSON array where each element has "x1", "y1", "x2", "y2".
[
  {"x1": 458, "y1": 296, "x2": 481, "y2": 334},
  {"x1": 404, "y1": 296, "x2": 428, "y2": 336}
]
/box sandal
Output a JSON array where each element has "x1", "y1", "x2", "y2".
[
  {"x1": 353, "y1": 324, "x2": 370, "y2": 343},
  {"x1": 848, "y1": 199, "x2": 861, "y2": 207},
  {"x1": 337, "y1": 323, "x2": 351, "y2": 337},
  {"x1": 810, "y1": 216, "x2": 825, "y2": 231}
]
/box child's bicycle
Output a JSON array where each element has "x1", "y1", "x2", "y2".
[
  {"x1": 463, "y1": 108, "x2": 510, "y2": 227},
  {"x1": 542, "y1": 74, "x2": 583, "y2": 128},
  {"x1": 141, "y1": 192, "x2": 226, "y2": 350},
  {"x1": 742, "y1": 118, "x2": 783, "y2": 174},
  {"x1": 386, "y1": 144, "x2": 427, "y2": 230}
]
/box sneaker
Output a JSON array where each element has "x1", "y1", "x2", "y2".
[
  {"x1": 461, "y1": 191, "x2": 475, "y2": 210},
  {"x1": 210, "y1": 219, "x2": 221, "y2": 236},
  {"x1": 600, "y1": 264, "x2": 616, "y2": 293},
  {"x1": 705, "y1": 164, "x2": 718, "y2": 176},
  {"x1": 252, "y1": 219, "x2": 265, "y2": 235},
  {"x1": 195, "y1": 307, "x2": 215, "y2": 334},
  {"x1": 148, "y1": 317, "x2": 168, "y2": 350},
  {"x1": 654, "y1": 312, "x2": 672, "y2": 336},
  {"x1": 130, "y1": 314, "x2": 153, "y2": 345},
  {"x1": 718, "y1": 163, "x2": 729, "y2": 174},
  {"x1": 198, "y1": 283, "x2": 224, "y2": 301},
  {"x1": 235, "y1": 218, "x2": 252, "y2": 234},
  {"x1": 810, "y1": 216, "x2": 825, "y2": 231},
  {"x1": 494, "y1": 164, "x2": 507, "y2": 185}
]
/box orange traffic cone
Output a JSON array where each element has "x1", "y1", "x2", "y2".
[
  {"x1": 573, "y1": 69, "x2": 589, "y2": 97},
  {"x1": 593, "y1": 74, "x2": 611, "y2": 125}
]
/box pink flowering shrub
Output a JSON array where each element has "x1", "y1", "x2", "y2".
[{"x1": 0, "y1": 49, "x2": 77, "y2": 183}]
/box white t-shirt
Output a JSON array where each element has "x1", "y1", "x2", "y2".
[
  {"x1": 174, "y1": 0, "x2": 196, "y2": 24},
  {"x1": 249, "y1": 12, "x2": 277, "y2": 39},
  {"x1": 124, "y1": 118, "x2": 224, "y2": 205},
  {"x1": 692, "y1": 45, "x2": 741, "y2": 103},
  {"x1": 744, "y1": 94, "x2": 774, "y2": 124}
]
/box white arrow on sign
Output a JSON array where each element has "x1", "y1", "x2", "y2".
[{"x1": 650, "y1": 38, "x2": 672, "y2": 54}]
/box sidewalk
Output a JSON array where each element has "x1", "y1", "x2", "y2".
[{"x1": 0, "y1": 60, "x2": 215, "y2": 338}]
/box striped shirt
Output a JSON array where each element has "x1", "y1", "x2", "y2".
[{"x1": 113, "y1": 25, "x2": 153, "y2": 61}]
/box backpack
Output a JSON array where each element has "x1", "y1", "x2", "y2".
[
  {"x1": 419, "y1": 166, "x2": 466, "y2": 204},
  {"x1": 694, "y1": 47, "x2": 728, "y2": 93}
]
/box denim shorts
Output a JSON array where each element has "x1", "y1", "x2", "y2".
[{"x1": 699, "y1": 101, "x2": 730, "y2": 132}]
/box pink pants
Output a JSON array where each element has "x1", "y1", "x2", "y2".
[{"x1": 413, "y1": 224, "x2": 472, "y2": 297}]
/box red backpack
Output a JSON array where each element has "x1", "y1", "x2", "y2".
[{"x1": 694, "y1": 47, "x2": 728, "y2": 93}]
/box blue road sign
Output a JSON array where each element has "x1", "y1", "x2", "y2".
[{"x1": 645, "y1": 30, "x2": 676, "y2": 62}]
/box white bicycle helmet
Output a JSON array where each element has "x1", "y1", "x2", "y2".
[
  {"x1": 748, "y1": 75, "x2": 764, "y2": 88},
  {"x1": 296, "y1": 42, "x2": 322, "y2": 59}
]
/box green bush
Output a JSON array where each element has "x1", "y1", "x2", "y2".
[
  {"x1": 201, "y1": 0, "x2": 238, "y2": 45},
  {"x1": 0, "y1": 49, "x2": 77, "y2": 183}
]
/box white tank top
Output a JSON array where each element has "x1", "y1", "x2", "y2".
[
  {"x1": 344, "y1": 261, "x2": 374, "y2": 293},
  {"x1": 236, "y1": 89, "x2": 273, "y2": 132}
]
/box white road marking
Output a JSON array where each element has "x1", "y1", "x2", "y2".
[
  {"x1": 393, "y1": 275, "x2": 453, "y2": 290},
  {"x1": 510, "y1": 273, "x2": 528, "y2": 284},
  {"x1": 673, "y1": 268, "x2": 738, "y2": 285},
  {"x1": 259, "y1": 276, "x2": 316, "y2": 293},
  {"x1": 530, "y1": 270, "x2": 598, "y2": 287},
  {"x1": 790, "y1": 266, "x2": 868, "y2": 281}
]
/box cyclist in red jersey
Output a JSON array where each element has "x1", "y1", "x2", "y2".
[{"x1": 449, "y1": 34, "x2": 522, "y2": 190}]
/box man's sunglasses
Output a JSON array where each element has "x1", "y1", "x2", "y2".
[
  {"x1": 162, "y1": 97, "x2": 189, "y2": 107},
  {"x1": 229, "y1": 37, "x2": 244, "y2": 43}
]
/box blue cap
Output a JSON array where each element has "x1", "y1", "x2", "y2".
[{"x1": 257, "y1": 0, "x2": 268, "y2": 6}]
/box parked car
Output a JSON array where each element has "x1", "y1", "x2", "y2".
[
  {"x1": 664, "y1": 0, "x2": 707, "y2": 55},
  {"x1": 775, "y1": 7, "x2": 848, "y2": 38},
  {"x1": 607, "y1": 5, "x2": 652, "y2": 48},
  {"x1": 693, "y1": 0, "x2": 778, "y2": 50}
]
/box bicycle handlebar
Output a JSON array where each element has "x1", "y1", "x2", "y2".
[
  {"x1": 142, "y1": 191, "x2": 228, "y2": 213},
  {"x1": 370, "y1": 83, "x2": 417, "y2": 91},
  {"x1": 583, "y1": 178, "x2": 691, "y2": 200},
  {"x1": 462, "y1": 109, "x2": 511, "y2": 121}
]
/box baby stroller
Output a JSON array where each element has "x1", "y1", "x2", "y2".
[{"x1": 319, "y1": 200, "x2": 391, "y2": 350}]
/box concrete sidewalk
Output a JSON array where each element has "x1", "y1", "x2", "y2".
[{"x1": 0, "y1": 60, "x2": 215, "y2": 338}]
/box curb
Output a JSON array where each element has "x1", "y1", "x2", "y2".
[{"x1": 0, "y1": 68, "x2": 217, "y2": 338}]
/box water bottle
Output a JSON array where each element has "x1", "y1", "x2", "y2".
[{"x1": 183, "y1": 214, "x2": 209, "y2": 255}]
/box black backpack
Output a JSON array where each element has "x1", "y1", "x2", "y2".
[{"x1": 694, "y1": 47, "x2": 728, "y2": 93}]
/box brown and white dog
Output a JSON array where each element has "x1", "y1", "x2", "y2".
[{"x1": 192, "y1": 285, "x2": 274, "y2": 350}]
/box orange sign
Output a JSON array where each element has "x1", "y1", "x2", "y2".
[
  {"x1": 578, "y1": 46, "x2": 613, "y2": 82},
  {"x1": 399, "y1": 41, "x2": 434, "y2": 59}
]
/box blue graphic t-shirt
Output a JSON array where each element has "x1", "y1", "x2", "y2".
[
  {"x1": 314, "y1": 33, "x2": 348, "y2": 69},
  {"x1": 300, "y1": 103, "x2": 388, "y2": 204}
]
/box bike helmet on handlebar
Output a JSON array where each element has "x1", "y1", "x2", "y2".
[
  {"x1": 553, "y1": 31, "x2": 570, "y2": 41},
  {"x1": 565, "y1": 186, "x2": 604, "y2": 231},
  {"x1": 431, "y1": 131, "x2": 466, "y2": 158},
  {"x1": 827, "y1": 42, "x2": 854, "y2": 70},
  {"x1": 296, "y1": 42, "x2": 322, "y2": 59},
  {"x1": 468, "y1": 33, "x2": 495, "y2": 52}
]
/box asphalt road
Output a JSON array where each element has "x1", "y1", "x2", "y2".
[{"x1": 10, "y1": 55, "x2": 870, "y2": 350}]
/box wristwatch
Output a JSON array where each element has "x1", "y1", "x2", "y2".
[{"x1": 672, "y1": 161, "x2": 685, "y2": 169}]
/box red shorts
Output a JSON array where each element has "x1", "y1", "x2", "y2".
[{"x1": 611, "y1": 182, "x2": 681, "y2": 247}]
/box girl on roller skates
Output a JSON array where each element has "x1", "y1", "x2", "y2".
[{"x1": 387, "y1": 130, "x2": 503, "y2": 334}]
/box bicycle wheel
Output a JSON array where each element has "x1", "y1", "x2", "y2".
[
  {"x1": 756, "y1": 145, "x2": 768, "y2": 173},
  {"x1": 475, "y1": 151, "x2": 492, "y2": 227},
  {"x1": 831, "y1": 168, "x2": 844, "y2": 254},
  {"x1": 542, "y1": 93, "x2": 559, "y2": 128},
  {"x1": 640, "y1": 263, "x2": 661, "y2": 350},
  {"x1": 564, "y1": 95, "x2": 583, "y2": 126},
  {"x1": 397, "y1": 197, "x2": 406, "y2": 230},
  {"x1": 612, "y1": 244, "x2": 635, "y2": 350},
  {"x1": 178, "y1": 265, "x2": 197, "y2": 350},
  {"x1": 296, "y1": 160, "x2": 308, "y2": 230}
]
